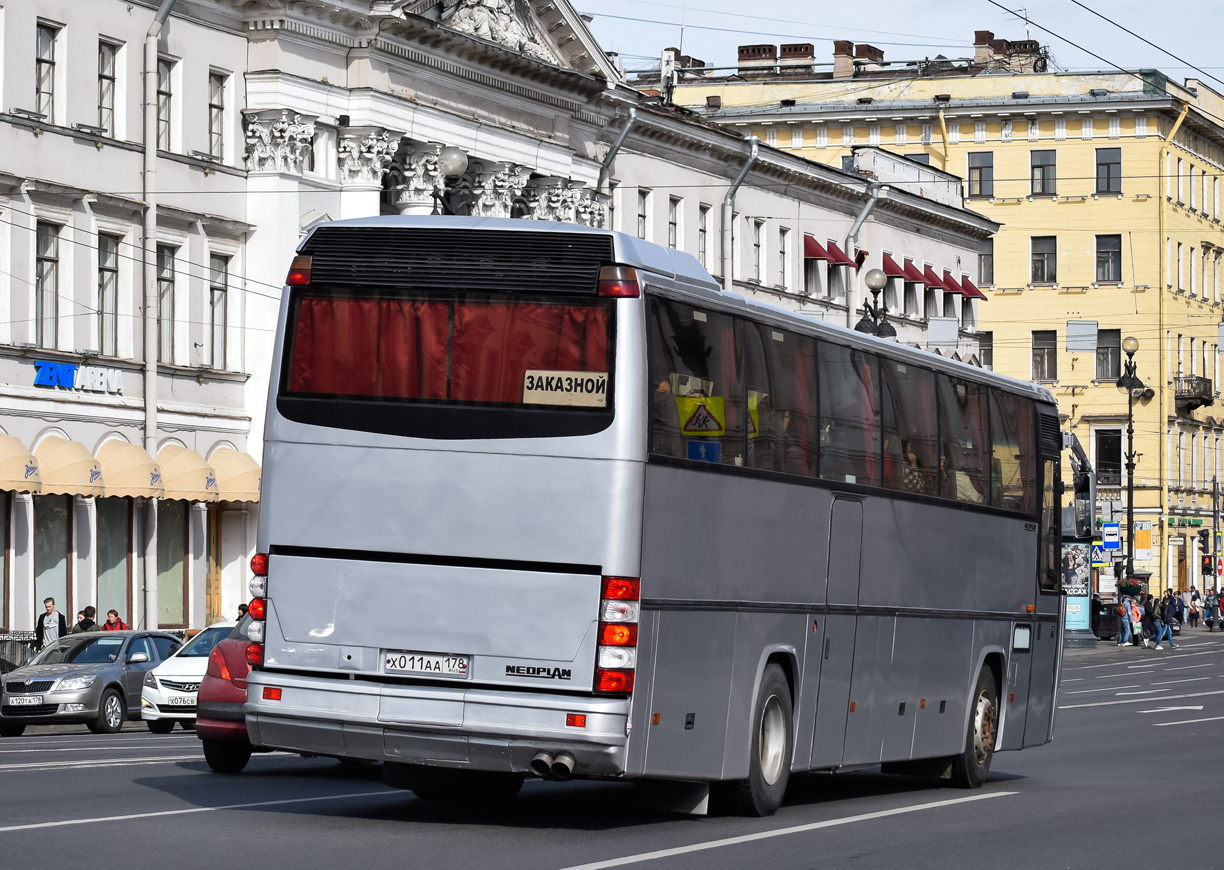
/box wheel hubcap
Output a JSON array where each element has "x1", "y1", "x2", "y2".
[
  {"x1": 106, "y1": 697, "x2": 121, "y2": 728},
  {"x1": 759, "y1": 694, "x2": 786, "y2": 785},
  {"x1": 971, "y1": 689, "x2": 995, "y2": 765}
]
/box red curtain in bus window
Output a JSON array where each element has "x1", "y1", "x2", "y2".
[
  {"x1": 289, "y1": 297, "x2": 448, "y2": 398},
  {"x1": 450, "y1": 301, "x2": 608, "y2": 403}
]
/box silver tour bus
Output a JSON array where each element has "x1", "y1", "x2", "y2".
[{"x1": 243, "y1": 216, "x2": 1064, "y2": 816}]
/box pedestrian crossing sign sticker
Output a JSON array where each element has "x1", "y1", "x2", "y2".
[
  {"x1": 677, "y1": 396, "x2": 725, "y2": 436},
  {"x1": 1090, "y1": 543, "x2": 1107, "y2": 567}
]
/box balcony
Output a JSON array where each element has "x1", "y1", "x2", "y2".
[{"x1": 1175, "y1": 375, "x2": 1213, "y2": 413}]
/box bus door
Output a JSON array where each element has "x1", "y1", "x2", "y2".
[{"x1": 809, "y1": 497, "x2": 862, "y2": 770}]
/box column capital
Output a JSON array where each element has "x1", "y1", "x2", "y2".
[
  {"x1": 242, "y1": 109, "x2": 317, "y2": 176},
  {"x1": 338, "y1": 126, "x2": 404, "y2": 187}
]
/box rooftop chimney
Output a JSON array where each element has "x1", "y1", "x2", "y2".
[
  {"x1": 854, "y1": 43, "x2": 884, "y2": 71},
  {"x1": 833, "y1": 40, "x2": 855, "y2": 79},
  {"x1": 973, "y1": 30, "x2": 995, "y2": 65},
  {"x1": 779, "y1": 43, "x2": 815, "y2": 75},
  {"x1": 738, "y1": 44, "x2": 778, "y2": 78}
]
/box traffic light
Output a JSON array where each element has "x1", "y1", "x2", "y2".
[
  {"x1": 1198, "y1": 528, "x2": 1212, "y2": 553},
  {"x1": 1203, "y1": 554, "x2": 1215, "y2": 577}
]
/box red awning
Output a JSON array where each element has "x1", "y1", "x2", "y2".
[
  {"x1": 881, "y1": 254, "x2": 907, "y2": 278},
  {"x1": 854, "y1": 248, "x2": 869, "y2": 268},
  {"x1": 902, "y1": 259, "x2": 926, "y2": 284},
  {"x1": 825, "y1": 241, "x2": 858, "y2": 267},
  {"x1": 959, "y1": 276, "x2": 988, "y2": 300},
  {"x1": 922, "y1": 265, "x2": 948, "y2": 290},
  {"x1": 942, "y1": 271, "x2": 964, "y2": 294},
  {"x1": 803, "y1": 235, "x2": 829, "y2": 259}
]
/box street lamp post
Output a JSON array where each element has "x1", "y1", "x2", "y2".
[
  {"x1": 853, "y1": 268, "x2": 896, "y2": 338},
  {"x1": 1118, "y1": 335, "x2": 1142, "y2": 583}
]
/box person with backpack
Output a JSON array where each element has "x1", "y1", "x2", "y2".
[
  {"x1": 1116, "y1": 596, "x2": 1133, "y2": 647},
  {"x1": 1151, "y1": 594, "x2": 1178, "y2": 650}
]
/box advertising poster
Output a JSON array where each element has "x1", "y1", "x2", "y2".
[
  {"x1": 1135, "y1": 521, "x2": 1152, "y2": 562},
  {"x1": 1062, "y1": 542, "x2": 1091, "y2": 631}
]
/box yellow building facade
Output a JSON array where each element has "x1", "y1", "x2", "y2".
[{"x1": 669, "y1": 45, "x2": 1224, "y2": 593}]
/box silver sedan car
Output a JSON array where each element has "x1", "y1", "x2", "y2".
[{"x1": 0, "y1": 631, "x2": 182, "y2": 737}]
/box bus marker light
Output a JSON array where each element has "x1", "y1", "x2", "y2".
[
  {"x1": 601, "y1": 600, "x2": 638, "y2": 623},
  {"x1": 599, "y1": 623, "x2": 637, "y2": 646},
  {"x1": 248, "y1": 598, "x2": 266, "y2": 620},
  {"x1": 1010, "y1": 693, "x2": 1015, "y2": 702},
  {"x1": 251, "y1": 553, "x2": 269, "y2": 576},
  {"x1": 565, "y1": 713, "x2": 586, "y2": 728},
  {"x1": 1025, "y1": 605, "x2": 1035, "y2": 612},
  {"x1": 248, "y1": 621, "x2": 265, "y2": 643},
  {"x1": 849, "y1": 701, "x2": 856, "y2": 712},
  {"x1": 920, "y1": 699, "x2": 926, "y2": 709},
  {"x1": 596, "y1": 265, "x2": 640, "y2": 298},
  {"x1": 597, "y1": 646, "x2": 636, "y2": 669},
  {"x1": 651, "y1": 713, "x2": 660, "y2": 725},
  {"x1": 595, "y1": 669, "x2": 634, "y2": 693},
  {"x1": 246, "y1": 642, "x2": 264, "y2": 667},
  {"x1": 263, "y1": 687, "x2": 282, "y2": 701},
  {"x1": 249, "y1": 576, "x2": 267, "y2": 599},
  {"x1": 601, "y1": 577, "x2": 640, "y2": 600},
  {"x1": 285, "y1": 255, "x2": 312, "y2": 286}
]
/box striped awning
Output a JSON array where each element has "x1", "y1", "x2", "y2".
[
  {"x1": 157, "y1": 445, "x2": 219, "y2": 502},
  {"x1": 96, "y1": 440, "x2": 164, "y2": 499},
  {"x1": 209, "y1": 448, "x2": 261, "y2": 503},
  {"x1": 0, "y1": 434, "x2": 41, "y2": 494},
  {"x1": 34, "y1": 436, "x2": 104, "y2": 498}
]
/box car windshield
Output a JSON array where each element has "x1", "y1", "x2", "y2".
[
  {"x1": 175, "y1": 626, "x2": 231, "y2": 658},
  {"x1": 31, "y1": 635, "x2": 125, "y2": 665}
]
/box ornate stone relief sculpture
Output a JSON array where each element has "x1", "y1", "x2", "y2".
[
  {"x1": 242, "y1": 109, "x2": 316, "y2": 175},
  {"x1": 440, "y1": 0, "x2": 559, "y2": 64},
  {"x1": 469, "y1": 161, "x2": 531, "y2": 219},
  {"x1": 337, "y1": 127, "x2": 403, "y2": 186},
  {"x1": 394, "y1": 143, "x2": 444, "y2": 215},
  {"x1": 523, "y1": 177, "x2": 607, "y2": 226}
]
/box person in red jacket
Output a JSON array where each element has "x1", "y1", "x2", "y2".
[{"x1": 101, "y1": 609, "x2": 128, "y2": 631}]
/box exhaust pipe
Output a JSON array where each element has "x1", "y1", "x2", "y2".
[
  {"x1": 530, "y1": 751, "x2": 555, "y2": 778},
  {"x1": 550, "y1": 752, "x2": 576, "y2": 780}
]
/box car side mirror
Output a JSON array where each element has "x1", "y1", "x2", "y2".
[{"x1": 127, "y1": 652, "x2": 150, "y2": 664}]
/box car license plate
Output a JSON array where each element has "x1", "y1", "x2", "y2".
[
  {"x1": 168, "y1": 696, "x2": 195, "y2": 706},
  {"x1": 8, "y1": 695, "x2": 42, "y2": 706},
  {"x1": 383, "y1": 650, "x2": 469, "y2": 678}
]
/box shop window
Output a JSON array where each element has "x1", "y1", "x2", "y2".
[
  {"x1": 157, "y1": 500, "x2": 188, "y2": 627},
  {"x1": 96, "y1": 498, "x2": 131, "y2": 627},
  {"x1": 34, "y1": 494, "x2": 72, "y2": 615}
]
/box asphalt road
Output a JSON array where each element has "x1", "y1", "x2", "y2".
[{"x1": 2, "y1": 633, "x2": 1223, "y2": 870}]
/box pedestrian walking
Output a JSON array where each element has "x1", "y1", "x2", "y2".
[
  {"x1": 70, "y1": 606, "x2": 100, "y2": 633},
  {"x1": 1189, "y1": 598, "x2": 1200, "y2": 628},
  {"x1": 1116, "y1": 596, "x2": 1133, "y2": 646},
  {"x1": 1206, "y1": 589, "x2": 1219, "y2": 630},
  {"x1": 35, "y1": 598, "x2": 67, "y2": 650},
  {"x1": 1130, "y1": 597, "x2": 1144, "y2": 647},
  {"x1": 1151, "y1": 594, "x2": 1178, "y2": 649}
]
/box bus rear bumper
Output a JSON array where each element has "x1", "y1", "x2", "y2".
[{"x1": 244, "y1": 670, "x2": 629, "y2": 776}]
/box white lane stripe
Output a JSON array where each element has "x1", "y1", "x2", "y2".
[
  {"x1": 0, "y1": 743, "x2": 197, "y2": 755},
  {"x1": 1066, "y1": 685, "x2": 1139, "y2": 694},
  {"x1": 555, "y1": 792, "x2": 1017, "y2": 870},
  {"x1": 1115, "y1": 690, "x2": 1168, "y2": 696},
  {"x1": 1165, "y1": 664, "x2": 1213, "y2": 671},
  {"x1": 1153, "y1": 715, "x2": 1224, "y2": 727},
  {"x1": 0, "y1": 790, "x2": 399, "y2": 833},
  {"x1": 1161, "y1": 677, "x2": 1212, "y2": 686},
  {"x1": 0, "y1": 754, "x2": 201, "y2": 771},
  {"x1": 1059, "y1": 688, "x2": 1224, "y2": 709}
]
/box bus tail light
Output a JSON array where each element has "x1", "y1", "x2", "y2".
[
  {"x1": 597, "y1": 265, "x2": 640, "y2": 298},
  {"x1": 285, "y1": 255, "x2": 312, "y2": 286},
  {"x1": 248, "y1": 598, "x2": 266, "y2": 621},
  {"x1": 595, "y1": 575, "x2": 639, "y2": 694},
  {"x1": 251, "y1": 553, "x2": 268, "y2": 576},
  {"x1": 246, "y1": 642, "x2": 264, "y2": 668}
]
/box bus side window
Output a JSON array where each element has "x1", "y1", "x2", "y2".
[
  {"x1": 818, "y1": 343, "x2": 881, "y2": 486},
  {"x1": 880, "y1": 361, "x2": 938, "y2": 496},
  {"x1": 743, "y1": 324, "x2": 817, "y2": 477},
  {"x1": 989, "y1": 390, "x2": 1037, "y2": 512},
  {"x1": 937, "y1": 375, "x2": 989, "y2": 504},
  {"x1": 648, "y1": 299, "x2": 744, "y2": 466}
]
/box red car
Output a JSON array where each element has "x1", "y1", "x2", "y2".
[{"x1": 196, "y1": 614, "x2": 256, "y2": 773}]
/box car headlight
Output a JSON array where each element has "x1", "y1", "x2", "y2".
[
  {"x1": 143, "y1": 672, "x2": 158, "y2": 689},
  {"x1": 55, "y1": 675, "x2": 97, "y2": 692}
]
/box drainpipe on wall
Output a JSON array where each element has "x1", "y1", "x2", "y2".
[
  {"x1": 142, "y1": 0, "x2": 178, "y2": 630},
  {"x1": 938, "y1": 109, "x2": 951, "y2": 170},
  {"x1": 722, "y1": 136, "x2": 759, "y2": 292},
  {"x1": 844, "y1": 182, "x2": 885, "y2": 328},
  {"x1": 597, "y1": 107, "x2": 636, "y2": 195}
]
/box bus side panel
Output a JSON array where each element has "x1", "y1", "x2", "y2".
[
  {"x1": 909, "y1": 619, "x2": 974, "y2": 760},
  {"x1": 879, "y1": 616, "x2": 925, "y2": 762},
  {"x1": 841, "y1": 615, "x2": 894, "y2": 766},
  {"x1": 641, "y1": 610, "x2": 737, "y2": 779},
  {"x1": 624, "y1": 608, "x2": 661, "y2": 776},
  {"x1": 1023, "y1": 618, "x2": 1059, "y2": 747},
  {"x1": 809, "y1": 614, "x2": 855, "y2": 770},
  {"x1": 794, "y1": 611, "x2": 826, "y2": 769}
]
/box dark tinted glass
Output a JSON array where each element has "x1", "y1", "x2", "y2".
[
  {"x1": 989, "y1": 390, "x2": 1037, "y2": 512},
  {"x1": 743, "y1": 323, "x2": 818, "y2": 476},
  {"x1": 938, "y1": 375, "x2": 989, "y2": 503},
  {"x1": 881, "y1": 359, "x2": 938, "y2": 495},
  {"x1": 818, "y1": 344, "x2": 881, "y2": 486}
]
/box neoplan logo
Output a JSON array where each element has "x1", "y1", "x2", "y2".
[{"x1": 506, "y1": 665, "x2": 572, "y2": 680}]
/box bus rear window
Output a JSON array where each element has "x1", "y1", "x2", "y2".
[{"x1": 287, "y1": 291, "x2": 612, "y2": 408}]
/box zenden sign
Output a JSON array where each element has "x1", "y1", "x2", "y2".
[{"x1": 33, "y1": 360, "x2": 123, "y2": 394}]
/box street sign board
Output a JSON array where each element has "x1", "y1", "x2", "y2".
[
  {"x1": 1091, "y1": 542, "x2": 1107, "y2": 567},
  {"x1": 1135, "y1": 521, "x2": 1152, "y2": 561},
  {"x1": 1102, "y1": 522, "x2": 1121, "y2": 550}
]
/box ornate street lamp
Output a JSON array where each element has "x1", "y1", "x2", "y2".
[
  {"x1": 853, "y1": 268, "x2": 896, "y2": 338},
  {"x1": 431, "y1": 146, "x2": 471, "y2": 215},
  {"x1": 1116, "y1": 335, "x2": 1143, "y2": 584}
]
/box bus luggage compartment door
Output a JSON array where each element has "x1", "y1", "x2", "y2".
[{"x1": 809, "y1": 498, "x2": 862, "y2": 770}]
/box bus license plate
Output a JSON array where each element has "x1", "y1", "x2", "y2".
[
  {"x1": 383, "y1": 651, "x2": 469, "y2": 678},
  {"x1": 8, "y1": 695, "x2": 42, "y2": 706}
]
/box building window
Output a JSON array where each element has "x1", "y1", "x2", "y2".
[
  {"x1": 778, "y1": 228, "x2": 789, "y2": 288},
  {"x1": 1096, "y1": 234, "x2": 1122, "y2": 282},
  {"x1": 979, "y1": 331, "x2": 993, "y2": 370},
  {"x1": 1031, "y1": 150, "x2": 1056, "y2": 196},
  {"x1": 98, "y1": 42, "x2": 117, "y2": 136},
  {"x1": 752, "y1": 220, "x2": 763, "y2": 281},
  {"x1": 98, "y1": 234, "x2": 120, "y2": 357},
  {"x1": 1096, "y1": 329, "x2": 1121, "y2": 380},
  {"x1": 157, "y1": 58, "x2": 173, "y2": 150},
  {"x1": 967, "y1": 152, "x2": 993, "y2": 197},
  {"x1": 636, "y1": 190, "x2": 648, "y2": 240},
  {"x1": 34, "y1": 495, "x2": 72, "y2": 613},
  {"x1": 908, "y1": 153, "x2": 930, "y2": 165},
  {"x1": 96, "y1": 497, "x2": 130, "y2": 625},
  {"x1": 1096, "y1": 147, "x2": 1121, "y2": 194},
  {"x1": 208, "y1": 73, "x2": 225, "y2": 159},
  {"x1": 1177, "y1": 157, "x2": 1184, "y2": 203},
  {"x1": 209, "y1": 255, "x2": 228, "y2": 369},
  {"x1": 667, "y1": 197, "x2": 679, "y2": 248},
  {"x1": 1031, "y1": 236, "x2": 1057, "y2": 283},
  {"x1": 36, "y1": 24, "x2": 58, "y2": 122},
  {"x1": 1095, "y1": 430, "x2": 1122, "y2": 486},
  {"x1": 697, "y1": 205, "x2": 709, "y2": 268},
  {"x1": 157, "y1": 500, "x2": 188, "y2": 627},
  {"x1": 979, "y1": 238, "x2": 994, "y2": 285},
  {"x1": 1178, "y1": 242, "x2": 1184, "y2": 291},
  {"x1": 1032, "y1": 330, "x2": 1057, "y2": 381},
  {"x1": 157, "y1": 245, "x2": 176, "y2": 363},
  {"x1": 35, "y1": 222, "x2": 60, "y2": 348}
]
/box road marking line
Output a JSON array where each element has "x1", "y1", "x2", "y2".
[
  {"x1": 1153, "y1": 715, "x2": 1224, "y2": 727},
  {"x1": 554, "y1": 792, "x2": 1017, "y2": 870},
  {"x1": 0, "y1": 755, "x2": 202, "y2": 771},
  {"x1": 1066, "y1": 685, "x2": 1140, "y2": 694},
  {"x1": 0, "y1": 790, "x2": 399, "y2": 833},
  {"x1": 1161, "y1": 677, "x2": 1212, "y2": 685},
  {"x1": 1115, "y1": 690, "x2": 1168, "y2": 696},
  {"x1": 1059, "y1": 688, "x2": 1224, "y2": 709},
  {"x1": 0, "y1": 743, "x2": 197, "y2": 755},
  {"x1": 1138, "y1": 706, "x2": 1203, "y2": 713},
  {"x1": 1165, "y1": 664, "x2": 1212, "y2": 671}
]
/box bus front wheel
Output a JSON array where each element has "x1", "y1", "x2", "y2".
[
  {"x1": 950, "y1": 666, "x2": 998, "y2": 789},
  {"x1": 716, "y1": 663, "x2": 792, "y2": 816}
]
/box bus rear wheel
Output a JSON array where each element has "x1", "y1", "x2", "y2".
[
  {"x1": 383, "y1": 763, "x2": 524, "y2": 804},
  {"x1": 950, "y1": 667, "x2": 998, "y2": 789},
  {"x1": 716, "y1": 663, "x2": 792, "y2": 816}
]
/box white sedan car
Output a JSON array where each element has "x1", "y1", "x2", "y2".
[{"x1": 141, "y1": 621, "x2": 236, "y2": 733}]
